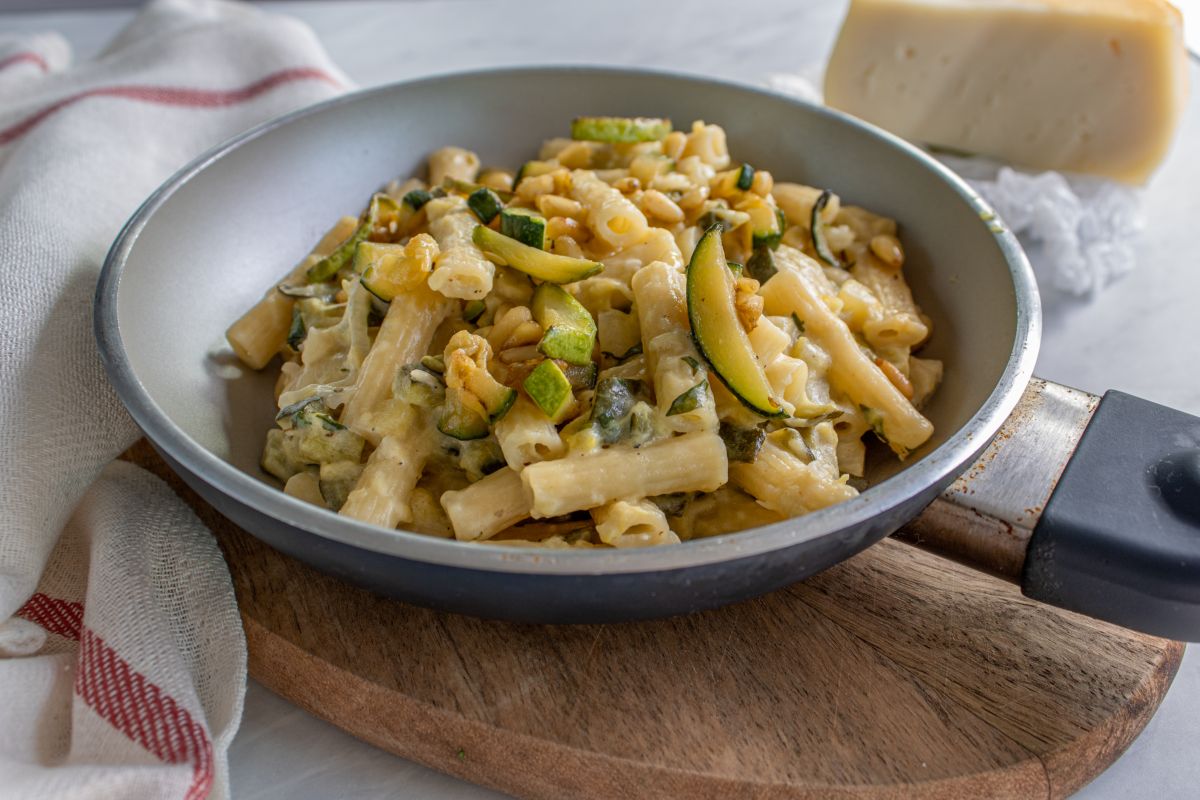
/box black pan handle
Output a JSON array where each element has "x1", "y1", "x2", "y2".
[
  {"x1": 896, "y1": 380, "x2": 1200, "y2": 641},
  {"x1": 1021, "y1": 391, "x2": 1200, "y2": 641}
]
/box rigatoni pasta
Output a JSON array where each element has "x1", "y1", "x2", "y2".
[{"x1": 228, "y1": 115, "x2": 941, "y2": 548}]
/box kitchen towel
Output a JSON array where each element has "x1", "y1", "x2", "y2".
[{"x1": 0, "y1": 1, "x2": 347, "y2": 797}]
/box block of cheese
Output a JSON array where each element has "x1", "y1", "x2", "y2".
[{"x1": 824, "y1": 0, "x2": 1188, "y2": 184}]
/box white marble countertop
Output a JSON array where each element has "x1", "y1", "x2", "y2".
[{"x1": 6, "y1": 1, "x2": 1197, "y2": 798}]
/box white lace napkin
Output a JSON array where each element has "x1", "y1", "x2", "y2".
[{"x1": 0, "y1": 1, "x2": 347, "y2": 797}]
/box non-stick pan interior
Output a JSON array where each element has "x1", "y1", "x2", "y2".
[{"x1": 109, "y1": 68, "x2": 1029, "y2": 551}]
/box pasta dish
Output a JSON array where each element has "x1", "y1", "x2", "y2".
[{"x1": 225, "y1": 117, "x2": 941, "y2": 548}]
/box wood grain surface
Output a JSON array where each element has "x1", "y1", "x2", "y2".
[{"x1": 124, "y1": 441, "x2": 1184, "y2": 800}]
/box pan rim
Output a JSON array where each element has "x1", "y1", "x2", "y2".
[{"x1": 95, "y1": 64, "x2": 1041, "y2": 576}]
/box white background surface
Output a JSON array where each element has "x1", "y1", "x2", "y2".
[{"x1": 4, "y1": 1, "x2": 1198, "y2": 798}]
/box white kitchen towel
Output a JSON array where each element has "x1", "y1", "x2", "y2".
[{"x1": 0, "y1": 1, "x2": 348, "y2": 797}]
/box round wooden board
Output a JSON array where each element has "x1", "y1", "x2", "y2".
[{"x1": 126, "y1": 441, "x2": 1183, "y2": 800}]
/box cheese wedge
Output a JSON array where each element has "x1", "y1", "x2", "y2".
[{"x1": 824, "y1": 0, "x2": 1189, "y2": 184}]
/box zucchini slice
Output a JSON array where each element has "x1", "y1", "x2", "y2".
[
  {"x1": 355, "y1": 241, "x2": 426, "y2": 302},
  {"x1": 514, "y1": 160, "x2": 558, "y2": 183},
  {"x1": 467, "y1": 371, "x2": 517, "y2": 423},
  {"x1": 522, "y1": 359, "x2": 575, "y2": 423},
  {"x1": 307, "y1": 194, "x2": 404, "y2": 283},
  {"x1": 532, "y1": 283, "x2": 597, "y2": 366},
  {"x1": 500, "y1": 207, "x2": 548, "y2": 250},
  {"x1": 443, "y1": 177, "x2": 515, "y2": 202},
  {"x1": 467, "y1": 187, "x2": 504, "y2": 224},
  {"x1": 686, "y1": 226, "x2": 784, "y2": 418},
  {"x1": 472, "y1": 225, "x2": 602, "y2": 283},
  {"x1": 570, "y1": 116, "x2": 672, "y2": 143},
  {"x1": 735, "y1": 163, "x2": 755, "y2": 191},
  {"x1": 438, "y1": 388, "x2": 490, "y2": 441},
  {"x1": 402, "y1": 188, "x2": 433, "y2": 211},
  {"x1": 750, "y1": 206, "x2": 786, "y2": 251},
  {"x1": 811, "y1": 190, "x2": 840, "y2": 266}
]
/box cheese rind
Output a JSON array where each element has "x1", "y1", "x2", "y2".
[{"x1": 824, "y1": 0, "x2": 1188, "y2": 184}]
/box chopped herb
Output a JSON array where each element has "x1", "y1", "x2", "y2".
[
  {"x1": 286, "y1": 306, "x2": 306, "y2": 350},
  {"x1": 666, "y1": 380, "x2": 708, "y2": 416},
  {"x1": 591, "y1": 377, "x2": 642, "y2": 444},
  {"x1": 746, "y1": 247, "x2": 777, "y2": 283},
  {"x1": 456, "y1": 748, "x2": 466, "y2": 762},
  {"x1": 314, "y1": 412, "x2": 346, "y2": 431},
  {"x1": 790, "y1": 312, "x2": 806, "y2": 335},
  {"x1": 682, "y1": 355, "x2": 701, "y2": 374},
  {"x1": 602, "y1": 342, "x2": 643, "y2": 361},
  {"x1": 785, "y1": 408, "x2": 843, "y2": 427},
  {"x1": 651, "y1": 492, "x2": 692, "y2": 516},
  {"x1": 275, "y1": 395, "x2": 323, "y2": 422},
  {"x1": 627, "y1": 401, "x2": 657, "y2": 447},
  {"x1": 719, "y1": 421, "x2": 766, "y2": 463},
  {"x1": 861, "y1": 405, "x2": 888, "y2": 442},
  {"x1": 561, "y1": 360, "x2": 599, "y2": 391}
]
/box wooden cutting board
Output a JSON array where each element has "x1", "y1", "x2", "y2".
[{"x1": 125, "y1": 441, "x2": 1183, "y2": 800}]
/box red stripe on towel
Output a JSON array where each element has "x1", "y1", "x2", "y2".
[
  {"x1": 76, "y1": 627, "x2": 214, "y2": 800},
  {"x1": 16, "y1": 592, "x2": 84, "y2": 640},
  {"x1": 0, "y1": 51, "x2": 50, "y2": 73},
  {"x1": 0, "y1": 65, "x2": 340, "y2": 146}
]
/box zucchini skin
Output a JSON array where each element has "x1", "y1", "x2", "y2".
[
  {"x1": 467, "y1": 187, "x2": 504, "y2": 224},
  {"x1": 735, "y1": 163, "x2": 755, "y2": 191},
  {"x1": 472, "y1": 225, "x2": 601, "y2": 284},
  {"x1": 514, "y1": 160, "x2": 558, "y2": 183},
  {"x1": 438, "y1": 404, "x2": 490, "y2": 440},
  {"x1": 570, "y1": 116, "x2": 672, "y2": 143},
  {"x1": 403, "y1": 189, "x2": 433, "y2": 210},
  {"x1": 532, "y1": 283, "x2": 597, "y2": 366},
  {"x1": 686, "y1": 226, "x2": 784, "y2": 418},
  {"x1": 522, "y1": 359, "x2": 574, "y2": 422},
  {"x1": 751, "y1": 207, "x2": 786, "y2": 251},
  {"x1": 811, "y1": 190, "x2": 840, "y2": 266},
  {"x1": 500, "y1": 207, "x2": 548, "y2": 250},
  {"x1": 307, "y1": 194, "x2": 405, "y2": 283}
]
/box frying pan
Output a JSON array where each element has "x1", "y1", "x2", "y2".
[{"x1": 94, "y1": 68, "x2": 1200, "y2": 640}]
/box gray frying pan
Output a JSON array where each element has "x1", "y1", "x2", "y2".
[{"x1": 94, "y1": 68, "x2": 1200, "y2": 639}]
